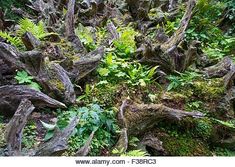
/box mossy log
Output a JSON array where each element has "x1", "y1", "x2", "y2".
[
  {"x1": 115, "y1": 99, "x2": 204, "y2": 154},
  {"x1": 37, "y1": 61, "x2": 76, "y2": 104},
  {"x1": 0, "y1": 28, "x2": 105, "y2": 104},
  {"x1": 118, "y1": 99, "x2": 204, "y2": 135}
]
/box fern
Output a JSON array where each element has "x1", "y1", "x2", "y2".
[
  {"x1": 17, "y1": 18, "x2": 56, "y2": 40},
  {"x1": 0, "y1": 31, "x2": 22, "y2": 48}
]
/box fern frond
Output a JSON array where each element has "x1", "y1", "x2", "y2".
[
  {"x1": 0, "y1": 31, "x2": 23, "y2": 48},
  {"x1": 17, "y1": 18, "x2": 37, "y2": 36},
  {"x1": 17, "y1": 18, "x2": 47, "y2": 39}
]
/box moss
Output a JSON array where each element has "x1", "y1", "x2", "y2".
[
  {"x1": 49, "y1": 79, "x2": 66, "y2": 91},
  {"x1": 193, "y1": 78, "x2": 225, "y2": 100},
  {"x1": 160, "y1": 133, "x2": 211, "y2": 156},
  {"x1": 162, "y1": 92, "x2": 188, "y2": 101},
  {"x1": 87, "y1": 83, "x2": 119, "y2": 107},
  {"x1": 194, "y1": 118, "x2": 213, "y2": 140},
  {"x1": 0, "y1": 124, "x2": 6, "y2": 148}
]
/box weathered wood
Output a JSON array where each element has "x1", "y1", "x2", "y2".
[
  {"x1": 37, "y1": 62, "x2": 76, "y2": 104},
  {"x1": 5, "y1": 99, "x2": 35, "y2": 156},
  {"x1": 136, "y1": 0, "x2": 198, "y2": 73},
  {"x1": 138, "y1": 133, "x2": 166, "y2": 155},
  {"x1": 67, "y1": 46, "x2": 105, "y2": 82},
  {"x1": 114, "y1": 128, "x2": 128, "y2": 152},
  {"x1": 0, "y1": 85, "x2": 66, "y2": 116},
  {"x1": 21, "y1": 32, "x2": 41, "y2": 50},
  {"x1": 107, "y1": 21, "x2": 119, "y2": 44},
  {"x1": 224, "y1": 65, "x2": 235, "y2": 89},
  {"x1": 65, "y1": 0, "x2": 85, "y2": 53},
  {"x1": 0, "y1": 42, "x2": 26, "y2": 71},
  {"x1": 35, "y1": 117, "x2": 79, "y2": 156},
  {"x1": 161, "y1": 0, "x2": 196, "y2": 51},
  {"x1": 204, "y1": 57, "x2": 233, "y2": 78},
  {"x1": 126, "y1": 0, "x2": 152, "y2": 20}
]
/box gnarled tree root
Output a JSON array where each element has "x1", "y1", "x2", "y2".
[{"x1": 5, "y1": 99, "x2": 35, "y2": 156}]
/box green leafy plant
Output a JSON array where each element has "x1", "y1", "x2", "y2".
[
  {"x1": 186, "y1": 0, "x2": 226, "y2": 43},
  {"x1": 17, "y1": 18, "x2": 56, "y2": 40},
  {"x1": 0, "y1": 31, "x2": 23, "y2": 48},
  {"x1": 75, "y1": 23, "x2": 97, "y2": 51},
  {"x1": 213, "y1": 119, "x2": 235, "y2": 129},
  {"x1": 214, "y1": 147, "x2": 235, "y2": 156},
  {"x1": 113, "y1": 26, "x2": 138, "y2": 58},
  {"x1": 22, "y1": 122, "x2": 38, "y2": 149},
  {"x1": 97, "y1": 52, "x2": 158, "y2": 87},
  {"x1": 112, "y1": 148, "x2": 148, "y2": 157},
  {"x1": 167, "y1": 71, "x2": 201, "y2": 91},
  {"x1": 186, "y1": 101, "x2": 203, "y2": 111},
  {"x1": 44, "y1": 104, "x2": 119, "y2": 156},
  {"x1": 15, "y1": 71, "x2": 42, "y2": 91},
  {"x1": 162, "y1": 19, "x2": 180, "y2": 35}
]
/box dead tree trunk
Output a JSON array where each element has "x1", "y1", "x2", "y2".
[
  {"x1": 65, "y1": 0, "x2": 86, "y2": 53},
  {"x1": 5, "y1": 99, "x2": 35, "y2": 156}
]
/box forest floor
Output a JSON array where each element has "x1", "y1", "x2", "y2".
[{"x1": 0, "y1": 0, "x2": 235, "y2": 156}]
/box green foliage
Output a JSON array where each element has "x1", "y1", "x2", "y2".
[
  {"x1": 44, "y1": 104, "x2": 119, "y2": 155},
  {"x1": 75, "y1": 24, "x2": 97, "y2": 51},
  {"x1": 214, "y1": 147, "x2": 235, "y2": 156},
  {"x1": 162, "y1": 18, "x2": 180, "y2": 35},
  {"x1": 98, "y1": 52, "x2": 158, "y2": 87},
  {"x1": 77, "y1": 82, "x2": 119, "y2": 107},
  {"x1": 113, "y1": 26, "x2": 138, "y2": 58},
  {"x1": 22, "y1": 122, "x2": 38, "y2": 149},
  {"x1": 203, "y1": 36, "x2": 235, "y2": 61},
  {"x1": 15, "y1": 71, "x2": 42, "y2": 91},
  {"x1": 167, "y1": 71, "x2": 201, "y2": 91},
  {"x1": 195, "y1": 119, "x2": 213, "y2": 140},
  {"x1": 186, "y1": 0, "x2": 226, "y2": 43},
  {"x1": 213, "y1": 119, "x2": 235, "y2": 129},
  {"x1": 0, "y1": 0, "x2": 29, "y2": 20},
  {"x1": 17, "y1": 18, "x2": 56, "y2": 40},
  {"x1": 0, "y1": 31, "x2": 23, "y2": 48},
  {"x1": 112, "y1": 148, "x2": 148, "y2": 157},
  {"x1": 186, "y1": 101, "x2": 203, "y2": 111},
  {"x1": 185, "y1": 0, "x2": 235, "y2": 61}
]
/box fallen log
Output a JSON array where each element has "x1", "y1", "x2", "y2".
[{"x1": 0, "y1": 85, "x2": 66, "y2": 116}]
